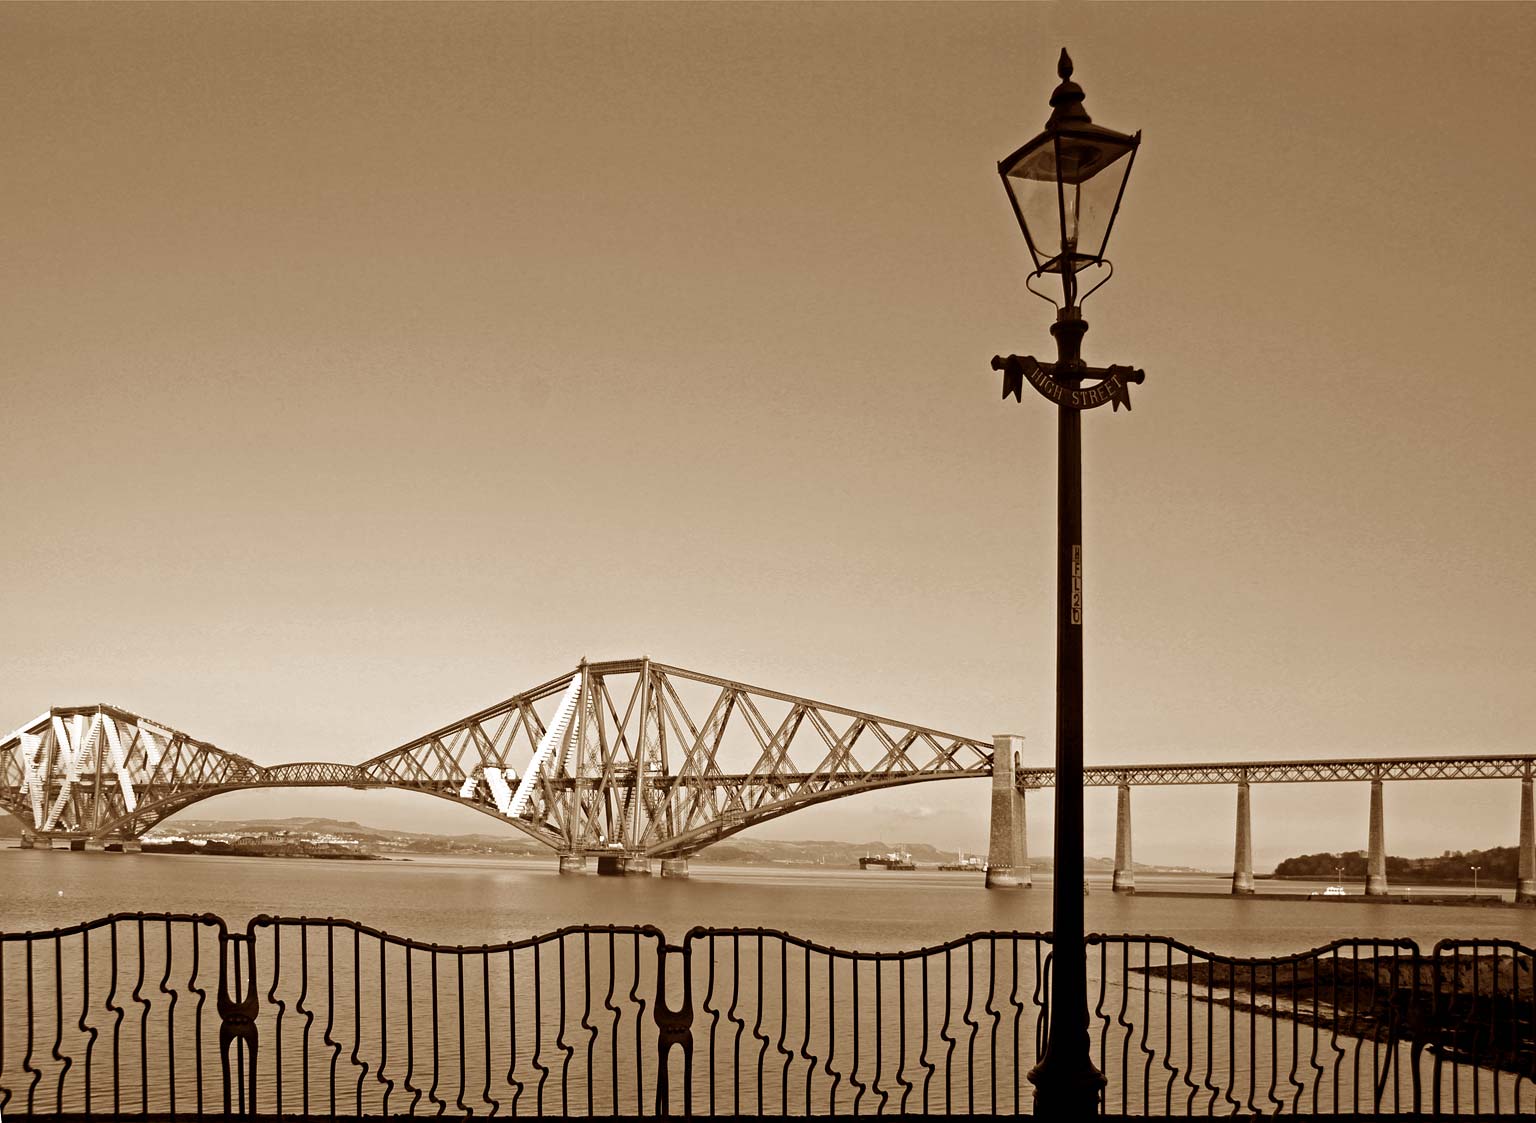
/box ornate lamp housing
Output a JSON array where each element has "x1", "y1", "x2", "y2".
[{"x1": 999, "y1": 50, "x2": 1140, "y2": 297}]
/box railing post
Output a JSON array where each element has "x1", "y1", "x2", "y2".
[
  {"x1": 653, "y1": 939, "x2": 694, "y2": 1116},
  {"x1": 217, "y1": 926, "x2": 259, "y2": 1115}
]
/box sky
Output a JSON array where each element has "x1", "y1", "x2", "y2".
[{"x1": 3, "y1": 3, "x2": 1534, "y2": 871}]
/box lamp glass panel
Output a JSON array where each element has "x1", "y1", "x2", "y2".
[{"x1": 1003, "y1": 130, "x2": 1135, "y2": 271}]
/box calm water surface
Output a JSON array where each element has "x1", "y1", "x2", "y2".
[{"x1": 5, "y1": 848, "x2": 1534, "y2": 955}]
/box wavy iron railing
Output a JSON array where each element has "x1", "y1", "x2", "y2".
[{"x1": 0, "y1": 915, "x2": 1530, "y2": 1116}]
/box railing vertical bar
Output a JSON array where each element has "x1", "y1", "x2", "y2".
[
  {"x1": 297, "y1": 924, "x2": 312, "y2": 1115},
  {"x1": 828, "y1": 945, "x2": 841, "y2": 1114},
  {"x1": 324, "y1": 925, "x2": 338, "y2": 1116},
  {"x1": 604, "y1": 934, "x2": 619, "y2": 1115},
  {"x1": 1286, "y1": 945, "x2": 1302, "y2": 1111},
  {"x1": 801, "y1": 943, "x2": 816, "y2": 1115},
  {"x1": 135, "y1": 916, "x2": 150, "y2": 1114},
  {"x1": 1008, "y1": 939, "x2": 1023, "y2": 1116},
  {"x1": 1472, "y1": 943, "x2": 1483, "y2": 1116},
  {"x1": 506, "y1": 941, "x2": 523, "y2": 1116},
  {"x1": 403, "y1": 943, "x2": 420, "y2": 1114},
  {"x1": 426, "y1": 943, "x2": 442, "y2": 1113},
  {"x1": 532, "y1": 939, "x2": 546, "y2": 1114},
  {"x1": 1450, "y1": 943, "x2": 1461, "y2": 1113},
  {"x1": 918, "y1": 952, "x2": 933, "y2": 1113},
  {"x1": 80, "y1": 927, "x2": 97, "y2": 1117},
  {"x1": 896, "y1": 952, "x2": 910, "y2": 1114},
  {"x1": 378, "y1": 936, "x2": 391, "y2": 1116},
  {"x1": 353, "y1": 927, "x2": 367, "y2": 1115},
  {"x1": 51, "y1": 930, "x2": 67, "y2": 1113},
  {"x1": 580, "y1": 932, "x2": 595, "y2": 1116},
  {"x1": 754, "y1": 932, "x2": 768, "y2": 1114},
  {"x1": 456, "y1": 947, "x2": 469, "y2": 1114},
  {"x1": 780, "y1": 938, "x2": 793, "y2": 1116}
]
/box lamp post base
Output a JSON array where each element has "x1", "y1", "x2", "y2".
[{"x1": 1029, "y1": 1048, "x2": 1106, "y2": 1117}]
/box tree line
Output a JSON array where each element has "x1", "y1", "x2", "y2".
[{"x1": 1273, "y1": 847, "x2": 1520, "y2": 885}]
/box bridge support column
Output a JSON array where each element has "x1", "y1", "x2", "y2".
[
  {"x1": 660, "y1": 858, "x2": 689, "y2": 879},
  {"x1": 1517, "y1": 774, "x2": 1535, "y2": 904},
  {"x1": 1365, "y1": 779, "x2": 1388, "y2": 896},
  {"x1": 1112, "y1": 783, "x2": 1134, "y2": 893},
  {"x1": 559, "y1": 853, "x2": 588, "y2": 875},
  {"x1": 1232, "y1": 780, "x2": 1255, "y2": 895},
  {"x1": 986, "y1": 734, "x2": 1025, "y2": 889},
  {"x1": 119, "y1": 839, "x2": 141, "y2": 854},
  {"x1": 18, "y1": 832, "x2": 35, "y2": 849},
  {"x1": 83, "y1": 838, "x2": 107, "y2": 852},
  {"x1": 1015, "y1": 787, "x2": 1032, "y2": 886}
]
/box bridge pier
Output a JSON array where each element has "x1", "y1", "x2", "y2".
[
  {"x1": 559, "y1": 853, "x2": 588, "y2": 875},
  {"x1": 1366, "y1": 779, "x2": 1388, "y2": 896},
  {"x1": 1112, "y1": 783, "x2": 1134, "y2": 893},
  {"x1": 1518, "y1": 774, "x2": 1535, "y2": 904},
  {"x1": 83, "y1": 838, "x2": 107, "y2": 852},
  {"x1": 119, "y1": 839, "x2": 141, "y2": 853},
  {"x1": 660, "y1": 858, "x2": 689, "y2": 879},
  {"x1": 18, "y1": 832, "x2": 35, "y2": 849},
  {"x1": 596, "y1": 852, "x2": 651, "y2": 877},
  {"x1": 986, "y1": 735, "x2": 1025, "y2": 888},
  {"x1": 1232, "y1": 780, "x2": 1255, "y2": 894}
]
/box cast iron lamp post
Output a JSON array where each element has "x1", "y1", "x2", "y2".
[
  {"x1": 1471, "y1": 864, "x2": 1481, "y2": 894},
  {"x1": 990, "y1": 49, "x2": 1143, "y2": 1116}
]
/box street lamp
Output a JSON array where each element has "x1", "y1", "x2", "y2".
[
  {"x1": 990, "y1": 49, "x2": 1144, "y2": 1117},
  {"x1": 1471, "y1": 864, "x2": 1481, "y2": 895}
]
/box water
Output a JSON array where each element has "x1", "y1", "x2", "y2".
[
  {"x1": 4, "y1": 849, "x2": 1534, "y2": 1115},
  {"x1": 4, "y1": 848, "x2": 1534, "y2": 955}
]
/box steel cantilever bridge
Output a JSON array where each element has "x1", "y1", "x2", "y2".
[
  {"x1": 0, "y1": 659, "x2": 995, "y2": 865},
  {"x1": 5, "y1": 656, "x2": 1534, "y2": 886}
]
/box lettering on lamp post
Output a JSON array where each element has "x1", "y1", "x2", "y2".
[
  {"x1": 1071, "y1": 545, "x2": 1082, "y2": 625},
  {"x1": 992, "y1": 354, "x2": 1146, "y2": 411}
]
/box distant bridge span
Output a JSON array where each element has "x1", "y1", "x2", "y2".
[{"x1": 3, "y1": 658, "x2": 1532, "y2": 890}]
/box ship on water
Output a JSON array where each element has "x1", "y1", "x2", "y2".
[
  {"x1": 859, "y1": 850, "x2": 916, "y2": 871},
  {"x1": 938, "y1": 852, "x2": 986, "y2": 872}
]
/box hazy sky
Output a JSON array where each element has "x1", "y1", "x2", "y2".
[{"x1": 3, "y1": 3, "x2": 1533, "y2": 871}]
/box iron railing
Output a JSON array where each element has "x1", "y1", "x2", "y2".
[{"x1": 1, "y1": 914, "x2": 1531, "y2": 1116}]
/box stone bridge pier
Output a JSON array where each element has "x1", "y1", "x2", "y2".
[
  {"x1": 1366, "y1": 778, "x2": 1388, "y2": 896},
  {"x1": 986, "y1": 734, "x2": 1029, "y2": 889},
  {"x1": 1232, "y1": 778, "x2": 1255, "y2": 895},
  {"x1": 1112, "y1": 782, "x2": 1134, "y2": 893},
  {"x1": 1520, "y1": 773, "x2": 1535, "y2": 904}
]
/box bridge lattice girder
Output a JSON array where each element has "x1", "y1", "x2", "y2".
[
  {"x1": 10, "y1": 661, "x2": 1532, "y2": 850},
  {"x1": 0, "y1": 706, "x2": 264, "y2": 838},
  {"x1": 359, "y1": 660, "x2": 993, "y2": 857},
  {"x1": 1019, "y1": 754, "x2": 1536, "y2": 789}
]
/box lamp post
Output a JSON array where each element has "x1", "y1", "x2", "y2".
[
  {"x1": 990, "y1": 49, "x2": 1143, "y2": 1116},
  {"x1": 1471, "y1": 864, "x2": 1481, "y2": 895}
]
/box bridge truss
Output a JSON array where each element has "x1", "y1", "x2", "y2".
[
  {"x1": 7, "y1": 660, "x2": 1530, "y2": 858},
  {"x1": 357, "y1": 659, "x2": 994, "y2": 857},
  {"x1": 1, "y1": 660, "x2": 994, "y2": 855},
  {"x1": 1020, "y1": 755, "x2": 1536, "y2": 788}
]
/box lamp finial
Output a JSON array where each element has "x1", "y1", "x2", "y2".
[{"x1": 1058, "y1": 48, "x2": 1073, "y2": 81}]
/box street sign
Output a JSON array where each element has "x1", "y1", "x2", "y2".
[{"x1": 992, "y1": 354, "x2": 1145, "y2": 411}]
